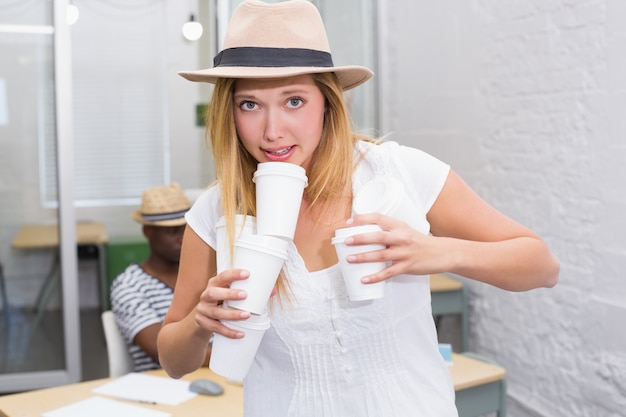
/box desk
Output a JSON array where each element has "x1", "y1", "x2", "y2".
[
  {"x1": 0, "y1": 368, "x2": 240, "y2": 417},
  {"x1": 431, "y1": 273, "x2": 468, "y2": 352},
  {"x1": 453, "y1": 353, "x2": 507, "y2": 417},
  {"x1": 11, "y1": 223, "x2": 109, "y2": 320},
  {"x1": 0, "y1": 354, "x2": 505, "y2": 417}
]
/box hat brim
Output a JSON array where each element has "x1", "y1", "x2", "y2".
[
  {"x1": 178, "y1": 65, "x2": 374, "y2": 91},
  {"x1": 131, "y1": 210, "x2": 188, "y2": 227}
]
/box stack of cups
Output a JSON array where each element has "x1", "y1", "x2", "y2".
[
  {"x1": 210, "y1": 162, "x2": 308, "y2": 381},
  {"x1": 332, "y1": 176, "x2": 423, "y2": 302},
  {"x1": 352, "y1": 175, "x2": 428, "y2": 233}
]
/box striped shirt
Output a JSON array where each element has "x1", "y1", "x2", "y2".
[{"x1": 110, "y1": 263, "x2": 173, "y2": 372}]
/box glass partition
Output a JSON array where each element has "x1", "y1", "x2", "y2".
[{"x1": 0, "y1": 0, "x2": 81, "y2": 392}]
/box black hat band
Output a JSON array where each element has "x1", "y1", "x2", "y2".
[{"x1": 214, "y1": 47, "x2": 334, "y2": 68}]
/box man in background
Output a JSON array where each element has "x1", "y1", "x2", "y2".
[{"x1": 110, "y1": 182, "x2": 210, "y2": 371}]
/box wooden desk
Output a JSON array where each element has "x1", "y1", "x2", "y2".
[
  {"x1": 453, "y1": 353, "x2": 507, "y2": 417},
  {"x1": 11, "y1": 223, "x2": 109, "y2": 249},
  {"x1": 11, "y1": 223, "x2": 109, "y2": 319},
  {"x1": 0, "y1": 368, "x2": 240, "y2": 417},
  {"x1": 431, "y1": 273, "x2": 468, "y2": 352},
  {"x1": 0, "y1": 354, "x2": 505, "y2": 417}
]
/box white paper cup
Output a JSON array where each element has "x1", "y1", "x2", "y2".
[
  {"x1": 353, "y1": 176, "x2": 429, "y2": 233},
  {"x1": 227, "y1": 234, "x2": 289, "y2": 314},
  {"x1": 214, "y1": 214, "x2": 257, "y2": 273},
  {"x1": 253, "y1": 162, "x2": 308, "y2": 240},
  {"x1": 332, "y1": 224, "x2": 387, "y2": 301},
  {"x1": 209, "y1": 311, "x2": 270, "y2": 381}
]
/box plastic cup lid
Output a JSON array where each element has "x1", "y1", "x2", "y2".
[
  {"x1": 235, "y1": 234, "x2": 289, "y2": 259},
  {"x1": 333, "y1": 224, "x2": 383, "y2": 241},
  {"x1": 253, "y1": 162, "x2": 308, "y2": 186}
]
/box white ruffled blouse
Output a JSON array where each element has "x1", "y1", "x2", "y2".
[{"x1": 186, "y1": 140, "x2": 459, "y2": 417}]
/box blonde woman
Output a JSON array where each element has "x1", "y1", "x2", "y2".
[{"x1": 157, "y1": 1, "x2": 559, "y2": 416}]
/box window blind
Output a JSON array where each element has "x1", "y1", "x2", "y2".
[{"x1": 42, "y1": 0, "x2": 169, "y2": 207}]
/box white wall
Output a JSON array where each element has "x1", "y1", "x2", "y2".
[{"x1": 379, "y1": 1, "x2": 626, "y2": 416}]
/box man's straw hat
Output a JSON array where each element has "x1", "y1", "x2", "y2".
[
  {"x1": 178, "y1": 0, "x2": 373, "y2": 90},
  {"x1": 131, "y1": 183, "x2": 191, "y2": 227}
]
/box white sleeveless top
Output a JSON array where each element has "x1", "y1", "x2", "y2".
[{"x1": 186, "y1": 141, "x2": 458, "y2": 417}]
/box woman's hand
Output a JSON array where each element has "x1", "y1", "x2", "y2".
[
  {"x1": 343, "y1": 169, "x2": 559, "y2": 291},
  {"x1": 195, "y1": 268, "x2": 252, "y2": 339},
  {"x1": 342, "y1": 213, "x2": 443, "y2": 283}
]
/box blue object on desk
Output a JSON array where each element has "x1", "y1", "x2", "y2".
[{"x1": 438, "y1": 343, "x2": 453, "y2": 364}]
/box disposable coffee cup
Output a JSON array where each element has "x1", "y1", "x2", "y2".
[
  {"x1": 209, "y1": 310, "x2": 270, "y2": 381},
  {"x1": 253, "y1": 162, "x2": 308, "y2": 240},
  {"x1": 353, "y1": 176, "x2": 429, "y2": 233},
  {"x1": 332, "y1": 224, "x2": 387, "y2": 301},
  {"x1": 227, "y1": 234, "x2": 289, "y2": 314},
  {"x1": 215, "y1": 214, "x2": 257, "y2": 273}
]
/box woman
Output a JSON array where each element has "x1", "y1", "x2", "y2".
[{"x1": 157, "y1": 1, "x2": 559, "y2": 416}]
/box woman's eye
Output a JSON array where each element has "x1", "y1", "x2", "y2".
[
  {"x1": 287, "y1": 98, "x2": 303, "y2": 109},
  {"x1": 240, "y1": 101, "x2": 258, "y2": 111}
]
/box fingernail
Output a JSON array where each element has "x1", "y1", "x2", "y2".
[
  {"x1": 238, "y1": 291, "x2": 247, "y2": 299},
  {"x1": 346, "y1": 255, "x2": 356, "y2": 263},
  {"x1": 361, "y1": 277, "x2": 371, "y2": 283},
  {"x1": 345, "y1": 237, "x2": 354, "y2": 245},
  {"x1": 346, "y1": 218, "x2": 354, "y2": 225},
  {"x1": 240, "y1": 311, "x2": 251, "y2": 319}
]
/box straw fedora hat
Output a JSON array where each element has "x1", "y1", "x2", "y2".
[
  {"x1": 131, "y1": 183, "x2": 191, "y2": 227},
  {"x1": 178, "y1": 0, "x2": 373, "y2": 90}
]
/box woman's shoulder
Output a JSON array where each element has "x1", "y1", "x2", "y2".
[
  {"x1": 185, "y1": 183, "x2": 222, "y2": 220},
  {"x1": 184, "y1": 182, "x2": 223, "y2": 248},
  {"x1": 357, "y1": 138, "x2": 438, "y2": 160},
  {"x1": 191, "y1": 182, "x2": 220, "y2": 207}
]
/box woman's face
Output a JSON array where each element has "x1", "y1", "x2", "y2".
[{"x1": 233, "y1": 74, "x2": 326, "y2": 171}]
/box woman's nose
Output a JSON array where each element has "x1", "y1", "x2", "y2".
[{"x1": 264, "y1": 109, "x2": 284, "y2": 142}]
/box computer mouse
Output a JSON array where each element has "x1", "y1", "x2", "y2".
[{"x1": 189, "y1": 378, "x2": 225, "y2": 396}]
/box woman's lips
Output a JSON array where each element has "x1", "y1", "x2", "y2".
[{"x1": 264, "y1": 145, "x2": 295, "y2": 161}]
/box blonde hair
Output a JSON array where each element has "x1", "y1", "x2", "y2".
[{"x1": 206, "y1": 72, "x2": 375, "y2": 293}]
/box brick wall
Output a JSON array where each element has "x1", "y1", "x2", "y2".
[{"x1": 379, "y1": 1, "x2": 626, "y2": 415}]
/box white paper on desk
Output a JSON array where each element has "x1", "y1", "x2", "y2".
[
  {"x1": 42, "y1": 396, "x2": 171, "y2": 417},
  {"x1": 92, "y1": 372, "x2": 197, "y2": 406}
]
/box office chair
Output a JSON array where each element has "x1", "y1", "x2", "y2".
[{"x1": 101, "y1": 310, "x2": 134, "y2": 377}]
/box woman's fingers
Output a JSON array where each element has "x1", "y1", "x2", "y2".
[
  {"x1": 194, "y1": 268, "x2": 253, "y2": 338},
  {"x1": 340, "y1": 213, "x2": 439, "y2": 279},
  {"x1": 203, "y1": 269, "x2": 250, "y2": 302}
]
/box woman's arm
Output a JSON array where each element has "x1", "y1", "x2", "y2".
[
  {"x1": 427, "y1": 170, "x2": 559, "y2": 290},
  {"x1": 157, "y1": 226, "x2": 252, "y2": 378},
  {"x1": 346, "y1": 170, "x2": 559, "y2": 291}
]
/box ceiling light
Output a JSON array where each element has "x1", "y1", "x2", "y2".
[
  {"x1": 66, "y1": 3, "x2": 79, "y2": 26},
  {"x1": 182, "y1": 14, "x2": 203, "y2": 41}
]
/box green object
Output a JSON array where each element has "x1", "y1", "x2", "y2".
[
  {"x1": 104, "y1": 237, "x2": 150, "y2": 309},
  {"x1": 196, "y1": 103, "x2": 208, "y2": 127}
]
